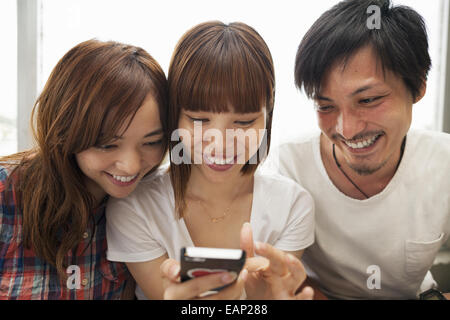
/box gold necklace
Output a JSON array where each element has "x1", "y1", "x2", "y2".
[{"x1": 192, "y1": 195, "x2": 240, "y2": 223}]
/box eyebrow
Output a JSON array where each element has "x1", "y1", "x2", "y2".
[
  {"x1": 144, "y1": 128, "x2": 163, "y2": 138},
  {"x1": 350, "y1": 85, "x2": 373, "y2": 96},
  {"x1": 316, "y1": 85, "x2": 376, "y2": 102},
  {"x1": 316, "y1": 95, "x2": 333, "y2": 102},
  {"x1": 114, "y1": 128, "x2": 163, "y2": 140}
]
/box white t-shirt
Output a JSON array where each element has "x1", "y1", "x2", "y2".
[
  {"x1": 106, "y1": 168, "x2": 315, "y2": 300},
  {"x1": 267, "y1": 129, "x2": 450, "y2": 299}
]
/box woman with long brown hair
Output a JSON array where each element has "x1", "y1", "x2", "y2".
[
  {"x1": 106, "y1": 21, "x2": 315, "y2": 300},
  {"x1": 0, "y1": 39, "x2": 168, "y2": 299}
]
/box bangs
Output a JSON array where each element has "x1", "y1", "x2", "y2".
[
  {"x1": 172, "y1": 22, "x2": 274, "y2": 114},
  {"x1": 93, "y1": 56, "x2": 155, "y2": 146}
]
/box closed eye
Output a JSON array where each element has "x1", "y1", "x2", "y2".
[
  {"x1": 188, "y1": 116, "x2": 209, "y2": 123},
  {"x1": 95, "y1": 145, "x2": 117, "y2": 151},
  {"x1": 359, "y1": 95, "x2": 386, "y2": 104},
  {"x1": 234, "y1": 119, "x2": 256, "y2": 126},
  {"x1": 144, "y1": 139, "x2": 163, "y2": 146},
  {"x1": 315, "y1": 105, "x2": 335, "y2": 113}
]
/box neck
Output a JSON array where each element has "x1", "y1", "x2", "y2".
[{"x1": 187, "y1": 167, "x2": 253, "y2": 203}]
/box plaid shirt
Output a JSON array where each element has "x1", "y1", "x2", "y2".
[{"x1": 0, "y1": 165, "x2": 132, "y2": 299}]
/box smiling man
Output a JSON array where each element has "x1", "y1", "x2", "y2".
[{"x1": 273, "y1": 0, "x2": 450, "y2": 299}]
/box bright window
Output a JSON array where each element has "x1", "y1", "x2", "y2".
[{"x1": 0, "y1": 0, "x2": 17, "y2": 156}]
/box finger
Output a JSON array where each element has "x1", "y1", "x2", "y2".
[
  {"x1": 245, "y1": 256, "x2": 270, "y2": 273},
  {"x1": 160, "y1": 259, "x2": 181, "y2": 293},
  {"x1": 255, "y1": 242, "x2": 289, "y2": 276},
  {"x1": 201, "y1": 269, "x2": 248, "y2": 300},
  {"x1": 295, "y1": 286, "x2": 314, "y2": 300},
  {"x1": 163, "y1": 272, "x2": 238, "y2": 300},
  {"x1": 240, "y1": 222, "x2": 255, "y2": 258},
  {"x1": 285, "y1": 254, "x2": 307, "y2": 290},
  {"x1": 160, "y1": 258, "x2": 180, "y2": 281}
]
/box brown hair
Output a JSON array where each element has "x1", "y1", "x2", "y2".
[
  {"x1": 167, "y1": 21, "x2": 275, "y2": 217},
  {"x1": 0, "y1": 39, "x2": 168, "y2": 281}
]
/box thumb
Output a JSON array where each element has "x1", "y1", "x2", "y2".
[
  {"x1": 160, "y1": 258, "x2": 180, "y2": 281},
  {"x1": 240, "y1": 222, "x2": 254, "y2": 258},
  {"x1": 296, "y1": 286, "x2": 314, "y2": 300}
]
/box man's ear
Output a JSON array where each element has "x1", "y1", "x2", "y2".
[{"x1": 414, "y1": 80, "x2": 427, "y2": 104}]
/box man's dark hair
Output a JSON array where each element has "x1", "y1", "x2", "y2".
[{"x1": 294, "y1": 0, "x2": 431, "y2": 101}]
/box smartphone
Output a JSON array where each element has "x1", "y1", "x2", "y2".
[{"x1": 180, "y1": 247, "x2": 246, "y2": 296}]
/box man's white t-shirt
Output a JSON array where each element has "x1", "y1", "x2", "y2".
[
  {"x1": 106, "y1": 168, "x2": 315, "y2": 300},
  {"x1": 268, "y1": 129, "x2": 450, "y2": 299}
]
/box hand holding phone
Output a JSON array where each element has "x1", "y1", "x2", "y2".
[{"x1": 180, "y1": 247, "x2": 246, "y2": 296}]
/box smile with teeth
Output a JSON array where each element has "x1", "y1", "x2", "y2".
[
  {"x1": 111, "y1": 174, "x2": 138, "y2": 182},
  {"x1": 343, "y1": 134, "x2": 382, "y2": 149},
  {"x1": 204, "y1": 154, "x2": 235, "y2": 165}
]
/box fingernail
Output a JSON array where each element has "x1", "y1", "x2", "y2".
[
  {"x1": 222, "y1": 272, "x2": 237, "y2": 284},
  {"x1": 170, "y1": 265, "x2": 180, "y2": 278},
  {"x1": 287, "y1": 254, "x2": 296, "y2": 264}
]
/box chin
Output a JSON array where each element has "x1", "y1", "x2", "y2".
[
  {"x1": 348, "y1": 160, "x2": 387, "y2": 176},
  {"x1": 202, "y1": 172, "x2": 230, "y2": 184},
  {"x1": 107, "y1": 179, "x2": 141, "y2": 198},
  {"x1": 201, "y1": 165, "x2": 240, "y2": 183},
  {"x1": 109, "y1": 188, "x2": 135, "y2": 199}
]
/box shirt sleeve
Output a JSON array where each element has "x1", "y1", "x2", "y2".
[
  {"x1": 106, "y1": 197, "x2": 166, "y2": 263},
  {"x1": 273, "y1": 184, "x2": 315, "y2": 252}
]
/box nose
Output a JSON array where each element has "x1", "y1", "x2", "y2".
[
  {"x1": 115, "y1": 148, "x2": 141, "y2": 174},
  {"x1": 335, "y1": 106, "x2": 366, "y2": 140},
  {"x1": 203, "y1": 124, "x2": 231, "y2": 156}
]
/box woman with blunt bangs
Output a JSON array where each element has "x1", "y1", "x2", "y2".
[
  {"x1": 106, "y1": 21, "x2": 315, "y2": 300},
  {"x1": 0, "y1": 39, "x2": 168, "y2": 299}
]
